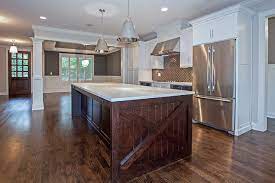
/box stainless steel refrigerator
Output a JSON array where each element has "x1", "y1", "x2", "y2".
[{"x1": 193, "y1": 39, "x2": 235, "y2": 132}]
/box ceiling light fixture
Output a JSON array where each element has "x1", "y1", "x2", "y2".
[
  {"x1": 9, "y1": 40, "x2": 18, "y2": 54},
  {"x1": 40, "y1": 16, "x2": 47, "y2": 20},
  {"x1": 117, "y1": 0, "x2": 139, "y2": 45},
  {"x1": 82, "y1": 59, "x2": 90, "y2": 68},
  {"x1": 0, "y1": 16, "x2": 8, "y2": 23},
  {"x1": 95, "y1": 9, "x2": 108, "y2": 53},
  {"x1": 161, "y1": 7, "x2": 168, "y2": 12}
]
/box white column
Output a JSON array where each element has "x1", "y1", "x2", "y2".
[{"x1": 32, "y1": 38, "x2": 44, "y2": 110}]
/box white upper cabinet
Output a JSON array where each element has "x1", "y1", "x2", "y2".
[
  {"x1": 211, "y1": 13, "x2": 238, "y2": 43},
  {"x1": 192, "y1": 21, "x2": 212, "y2": 46},
  {"x1": 191, "y1": 10, "x2": 238, "y2": 45},
  {"x1": 180, "y1": 27, "x2": 193, "y2": 68}
]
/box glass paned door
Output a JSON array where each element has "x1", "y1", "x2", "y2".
[{"x1": 8, "y1": 51, "x2": 31, "y2": 96}]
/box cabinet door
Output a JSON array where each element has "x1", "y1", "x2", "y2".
[
  {"x1": 144, "y1": 39, "x2": 156, "y2": 69},
  {"x1": 180, "y1": 28, "x2": 193, "y2": 68},
  {"x1": 212, "y1": 13, "x2": 237, "y2": 42},
  {"x1": 138, "y1": 42, "x2": 147, "y2": 69},
  {"x1": 193, "y1": 22, "x2": 212, "y2": 45}
]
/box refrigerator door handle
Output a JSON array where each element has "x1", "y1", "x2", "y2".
[
  {"x1": 207, "y1": 47, "x2": 211, "y2": 94},
  {"x1": 212, "y1": 47, "x2": 216, "y2": 92}
]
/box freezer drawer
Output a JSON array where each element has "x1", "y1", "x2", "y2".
[{"x1": 193, "y1": 95, "x2": 234, "y2": 131}]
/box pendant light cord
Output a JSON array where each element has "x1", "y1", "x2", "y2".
[
  {"x1": 99, "y1": 9, "x2": 105, "y2": 37},
  {"x1": 128, "y1": 0, "x2": 130, "y2": 18}
]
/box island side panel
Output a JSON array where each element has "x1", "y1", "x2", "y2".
[
  {"x1": 71, "y1": 86, "x2": 82, "y2": 117},
  {"x1": 111, "y1": 95, "x2": 193, "y2": 183},
  {"x1": 72, "y1": 86, "x2": 112, "y2": 142}
]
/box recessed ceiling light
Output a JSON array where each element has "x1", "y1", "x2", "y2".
[
  {"x1": 40, "y1": 16, "x2": 47, "y2": 20},
  {"x1": 161, "y1": 7, "x2": 168, "y2": 12}
]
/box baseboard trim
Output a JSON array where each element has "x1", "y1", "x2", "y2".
[
  {"x1": 0, "y1": 92, "x2": 8, "y2": 96},
  {"x1": 32, "y1": 103, "x2": 44, "y2": 111},
  {"x1": 235, "y1": 123, "x2": 252, "y2": 136},
  {"x1": 43, "y1": 89, "x2": 70, "y2": 94}
]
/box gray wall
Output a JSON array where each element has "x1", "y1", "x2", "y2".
[
  {"x1": 94, "y1": 50, "x2": 121, "y2": 76},
  {"x1": 44, "y1": 51, "x2": 59, "y2": 76},
  {"x1": 44, "y1": 50, "x2": 121, "y2": 76},
  {"x1": 269, "y1": 17, "x2": 275, "y2": 64},
  {"x1": 94, "y1": 55, "x2": 107, "y2": 75},
  {"x1": 106, "y1": 50, "x2": 121, "y2": 76},
  {"x1": 0, "y1": 47, "x2": 7, "y2": 94}
]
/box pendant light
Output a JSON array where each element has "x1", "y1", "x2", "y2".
[
  {"x1": 9, "y1": 40, "x2": 18, "y2": 54},
  {"x1": 117, "y1": 0, "x2": 139, "y2": 44},
  {"x1": 95, "y1": 9, "x2": 108, "y2": 53}
]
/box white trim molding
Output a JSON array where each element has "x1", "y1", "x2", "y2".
[
  {"x1": 32, "y1": 38, "x2": 44, "y2": 110},
  {"x1": 254, "y1": 8, "x2": 275, "y2": 132},
  {"x1": 235, "y1": 122, "x2": 252, "y2": 136},
  {"x1": 0, "y1": 92, "x2": 8, "y2": 96},
  {"x1": 32, "y1": 25, "x2": 118, "y2": 46}
]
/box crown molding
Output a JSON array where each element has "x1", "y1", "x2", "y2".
[
  {"x1": 190, "y1": 4, "x2": 255, "y2": 26},
  {"x1": 240, "y1": 0, "x2": 265, "y2": 7},
  {"x1": 32, "y1": 25, "x2": 118, "y2": 46}
]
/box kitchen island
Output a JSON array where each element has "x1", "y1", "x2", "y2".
[{"x1": 71, "y1": 83, "x2": 194, "y2": 182}]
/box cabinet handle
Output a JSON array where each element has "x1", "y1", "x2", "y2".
[{"x1": 210, "y1": 30, "x2": 212, "y2": 39}]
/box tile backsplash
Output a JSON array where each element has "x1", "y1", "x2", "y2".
[{"x1": 152, "y1": 54, "x2": 193, "y2": 82}]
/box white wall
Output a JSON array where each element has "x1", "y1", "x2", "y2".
[
  {"x1": 43, "y1": 75, "x2": 122, "y2": 93},
  {"x1": 251, "y1": 14, "x2": 260, "y2": 127}
]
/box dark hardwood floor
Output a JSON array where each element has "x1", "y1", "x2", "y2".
[{"x1": 0, "y1": 93, "x2": 275, "y2": 183}]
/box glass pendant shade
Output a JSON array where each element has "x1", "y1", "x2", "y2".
[
  {"x1": 9, "y1": 45, "x2": 18, "y2": 54},
  {"x1": 81, "y1": 59, "x2": 90, "y2": 68},
  {"x1": 95, "y1": 37, "x2": 108, "y2": 53}
]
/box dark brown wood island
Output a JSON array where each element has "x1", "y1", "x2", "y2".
[{"x1": 71, "y1": 83, "x2": 194, "y2": 183}]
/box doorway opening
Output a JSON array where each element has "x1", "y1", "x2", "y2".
[{"x1": 8, "y1": 51, "x2": 31, "y2": 97}]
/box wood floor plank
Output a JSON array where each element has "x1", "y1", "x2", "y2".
[{"x1": 0, "y1": 93, "x2": 275, "y2": 183}]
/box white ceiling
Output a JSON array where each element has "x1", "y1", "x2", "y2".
[{"x1": 0, "y1": 0, "x2": 248, "y2": 46}]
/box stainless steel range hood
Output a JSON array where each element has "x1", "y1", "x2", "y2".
[{"x1": 151, "y1": 37, "x2": 180, "y2": 56}]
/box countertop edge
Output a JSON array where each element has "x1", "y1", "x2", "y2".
[{"x1": 72, "y1": 83, "x2": 194, "y2": 102}]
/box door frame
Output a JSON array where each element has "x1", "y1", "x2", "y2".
[
  {"x1": 255, "y1": 9, "x2": 275, "y2": 132},
  {"x1": 8, "y1": 51, "x2": 32, "y2": 96}
]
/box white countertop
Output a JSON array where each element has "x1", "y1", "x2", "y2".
[
  {"x1": 72, "y1": 83, "x2": 194, "y2": 102},
  {"x1": 139, "y1": 80, "x2": 192, "y2": 86}
]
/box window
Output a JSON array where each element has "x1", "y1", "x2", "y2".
[
  {"x1": 10, "y1": 52, "x2": 30, "y2": 78},
  {"x1": 60, "y1": 53, "x2": 94, "y2": 81}
]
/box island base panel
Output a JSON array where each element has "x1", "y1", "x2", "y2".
[{"x1": 71, "y1": 86, "x2": 192, "y2": 183}]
